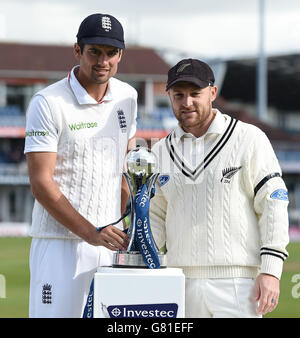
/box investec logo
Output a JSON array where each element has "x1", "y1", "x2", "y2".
[
  {"x1": 68, "y1": 121, "x2": 98, "y2": 131},
  {"x1": 107, "y1": 303, "x2": 178, "y2": 318}
]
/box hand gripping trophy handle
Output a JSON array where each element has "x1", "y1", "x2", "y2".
[{"x1": 112, "y1": 147, "x2": 167, "y2": 269}]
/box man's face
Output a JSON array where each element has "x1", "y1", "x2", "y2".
[
  {"x1": 168, "y1": 82, "x2": 218, "y2": 133},
  {"x1": 74, "y1": 43, "x2": 122, "y2": 85}
]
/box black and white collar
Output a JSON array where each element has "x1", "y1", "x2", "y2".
[{"x1": 165, "y1": 115, "x2": 238, "y2": 181}]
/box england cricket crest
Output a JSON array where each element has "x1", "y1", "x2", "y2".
[
  {"x1": 101, "y1": 16, "x2": 112, "y2": 32},
  {"x1": 117, "y1": 109, "x2": 127, "y2": 133},
  {"x1": 42, "y1": 283, "x2": 52, "y2": 304}
]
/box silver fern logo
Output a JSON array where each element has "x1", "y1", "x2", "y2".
[
  {"x1": 221, "y1": 166, "x2": 242, "y2": 183},
  {"x1": 177, "y1": 63, "x2": 191, "y2": 73}
]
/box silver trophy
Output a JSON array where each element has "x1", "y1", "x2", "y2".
[{"x1": 113, "y1": 147, "x2": 167, "y2": 268}]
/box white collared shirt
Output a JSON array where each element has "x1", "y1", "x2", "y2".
[
  {"x1": 24, "y1": 66, "x2": 138, "y2": 239},
  {"x1": 173, "y1": 109, "x2": 226, "y2": 166},
  {"x1": 68, "y1": 66, "x2": 113, "y2": 105},
  {"x1": 24, "y1": 66, "x2": 137, "y2": 153}
]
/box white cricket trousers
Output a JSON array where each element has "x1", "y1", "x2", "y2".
[
  {"x1": 29, "y1": 238, "x2": 113, "y2": 318},
  {"x1": 185, "y1": 277, "x2": 262, "y2": 318}
]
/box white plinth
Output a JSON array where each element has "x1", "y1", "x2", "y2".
[{"x1": 94, "y1": 267, "x2": 185, "y2": 318}]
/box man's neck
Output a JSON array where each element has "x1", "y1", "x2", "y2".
[
  {"x1": 180, "y1": 109, "x2": 217, "y2": 138},
  {"x1": 74, "y1": 67, "x2": 108, "y2": 102}
]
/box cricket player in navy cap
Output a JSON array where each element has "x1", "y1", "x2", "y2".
[{"x1": 25, "y1": 13, "x2": 137, "y2": 317}]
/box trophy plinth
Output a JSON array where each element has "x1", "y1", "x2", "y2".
[{"x1": 112, "y1": 147, "x2": 166, "y2": 269}]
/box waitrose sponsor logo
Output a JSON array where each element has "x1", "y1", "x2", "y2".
[
  {"x1": 25, "y1": 130, "x2": 50, "y2": 137},
  {"x1": 69, "y1": 122, "x2": 98, "y2": 131}
]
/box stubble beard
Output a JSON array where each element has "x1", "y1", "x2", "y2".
[
  {"x1": 176, "y1": 105, "x2": 212, "y2": 131},
  {"x1": 91, "y1": 65, "x2": 119, "y2": 85},
  {"x1": 90, "y1": 72, "x2": 110, "y2": 85}
]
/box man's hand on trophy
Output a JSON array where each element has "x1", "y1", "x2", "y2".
[{"x1": 94, "y1": 225, "x2": 129, "y2": 251}]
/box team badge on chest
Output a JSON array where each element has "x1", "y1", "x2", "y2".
[
  {"x1": 117, "y1": 109, "x2": 127, "y2": 133},
  {"x1": 221, "y1": 166, "x2": 242, "y2": 183}
]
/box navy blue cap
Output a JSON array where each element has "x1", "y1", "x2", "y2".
[{"x1": 76, "y1": 13, "x2": 125, "y2": 49}]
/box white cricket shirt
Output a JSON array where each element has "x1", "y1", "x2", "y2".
[{"x1": 24, "y1": 66, "x2": 138, "y2": 239}]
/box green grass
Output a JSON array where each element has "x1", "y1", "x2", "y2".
[
  {"x1": 0, "y1": 238, "x2": 299, "y2": 318},
  {"x1": 0, "y1": 237, "x2": 31, "y2": 318},
  {"x1": 264, "y1": 242, "x2": 300, "y2": 318}
]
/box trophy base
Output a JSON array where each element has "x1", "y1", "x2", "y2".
[{"x1": 112, "y1": 251, "x2": 167, "y2": 268}]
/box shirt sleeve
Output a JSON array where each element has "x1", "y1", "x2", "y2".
[
  {"x1": 250, "y1": 129, "x2": 289, "y2": 279},
  {"x1": 24, "y1": 94, "x2": 58, "y2": 154}
]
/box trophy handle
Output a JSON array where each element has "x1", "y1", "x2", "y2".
[
  {"x1": 122, "y1": 172, "x2": 136, "y2": 251},
  {"x1": 145, "y1": 173, "x2": 160, "y2": 252}
]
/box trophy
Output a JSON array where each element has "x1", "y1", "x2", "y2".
[{"x1": 113, "y1": 147, "x2": 167, "y2": 269}]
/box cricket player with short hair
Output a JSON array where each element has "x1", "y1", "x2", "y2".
[
  {"x1": 24, "y1": 13, "x2": 136, "y2": 317},
  {"x1": 150, "y1": 59, "x2": 289, "y2": 318}
]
